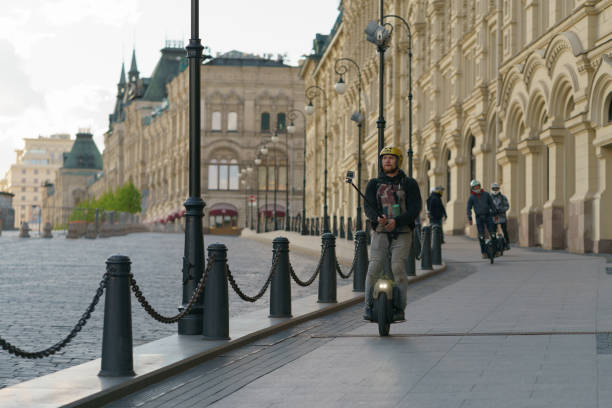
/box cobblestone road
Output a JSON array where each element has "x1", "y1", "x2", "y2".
[{"x1": 0, "y1": 231, "x2": 345, "y2": 389}]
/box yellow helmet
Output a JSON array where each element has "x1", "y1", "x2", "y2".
[{"x1": 379, "y1": 146, "x2": 403, "y2": 168}]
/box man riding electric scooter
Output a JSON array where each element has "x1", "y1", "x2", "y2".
[
  {"x1": 363, "y1": 147, "x2": 422, "y2": 322},
  {"x1": 467, "y1": 180, "x2": 498, "y2": 259}
]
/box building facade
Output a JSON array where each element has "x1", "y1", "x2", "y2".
[
  {"x1": 43, "y1": 131, "x2": 103, "y2": 227},
  {"x1": 2, "y1": 134, "x2": 74, "y2": 226},
  {"x1": 300, "y1": 0, "x2": 612, "y2": 253},
  {"x1": 103, "y1": 49, "x2": 305, "y2": 234}
]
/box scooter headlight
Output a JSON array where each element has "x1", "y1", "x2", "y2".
[{"x1": 378, "y1": 282, "x2": 388, "y2": 289}]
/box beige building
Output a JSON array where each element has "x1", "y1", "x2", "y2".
[
  {"x1": 300, "y1": 0, "x2": 612, "y2": 253},
  {"x1": 43, "y1": 130, "x2": 103, "y2": 227},
  {"x1": 2, "y1": 134, "x2": 73, "y2": 226},
  {"x1": 103, "y1": 48, "x2": 305, "y2": 234}
]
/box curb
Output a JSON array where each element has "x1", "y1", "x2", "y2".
[{"x1": 65, "y1": 263, "x2": 447, "y2": 407}]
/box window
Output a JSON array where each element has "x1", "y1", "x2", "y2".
[
  {"x1": 21, "y1": 196, "x2": 25, "y2": 201},
  {"x1": 33, "y1": 196, "x2": 37, "y2": 201},
  {"x1": 219, "y1": 160, "x2": 228, "y2": 190},
  {"x1": 34, "y1": 178, "x2": 38, "y2": 184},
  {"x1": 21, "y1": 187, "x2": 25, "y2": 192},
  {"x1": 608, "y1": 93, "x2": 612, "y2": 123},
  {"x1": 425, "y1": 161, "x2": 431, "y2": 194},
  {"x1": 228, "y1": 112, "x2": 237, "y2": 131},
  {"x1": 34, "y1": 169, "x2": 38, "y2": 175},
  {"x1": 446, "y1": 151, "x2": 451, "y2": 201},
  {"x1": 208, "y1": 158, "x2": 240, "y2": 191},
  {"x1": 212, "y1": 112, "x2": 222, "y2": 131},
  {"x1": 469, "y1": 136, "x2": 476, "y2": 181},
  {"x1": 34, "y1": 187, "x2": 38, "y2": 192},
  {"x1": 546, "y1": 146, "x2": 550, "y2": 201},
  {"x1": 261, "y1": 112, "x2": 270, "y2": 132},
  {"x1": 229, "y1": 160, "x2": 239, "y2": 190},
  {"x1": 21, "y1": 178, "x2": 26, "y2": 183},
  {"x1": 46, "y1": 170, "x2": 50, "y2": 175},
  {"x1": 277, "y1": 113, "x2": 286, "y2": 131},
  {"x1": 21, "y1": 169, "x2": 26, "y2": 174},
  {"x1": 208, "y1": 159, "x2": 219, "y2": 189}
]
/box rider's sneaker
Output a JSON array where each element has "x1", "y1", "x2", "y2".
[
  {"x1": 392, "y1": 309, "x2": 405, "y2": 322},
  {"x1": 363, "y1": 306, "x2": 373, "y2": 321},
  {"x1": 481, "y1": 253, "x2": 488, "y2": 259}
]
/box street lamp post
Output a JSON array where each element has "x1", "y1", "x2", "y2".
[
  {"x1": 271, "y1": 131, "x2": 280, "y2": 230},
  {"x1": 334, "y1": 58, "x2": 365, "y2": 231},
  {"x1": 382, "y1": 14, "x2": 414, "y2": 177},
  {"x1": 260, "y1": 144, "x2": 269, "y2": 231},
  {"x1": 254, "y1": 157, "x2": 262, "y2": 232},
  {"x1": 284, "y1": 130, "x2": 290, "y2": 231},
  {"x1": 305, "y1": 85, "x2": 329, "y2": 234},
  {"x1": 287, "y1": 109, "x2": 307, "y2": 235},
  {"x1": 179, "y1": 0, "x2": 211, "y2": 335},
  {"x1": 365, "y1": 1, "x2": 392, "y2": 173}
]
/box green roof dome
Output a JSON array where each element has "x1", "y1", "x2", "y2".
[{"x1": 63, "y1": 132, "x2": 103, "y2": 170}]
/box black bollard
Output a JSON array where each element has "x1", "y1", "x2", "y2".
[
  {"x1": 431, "y1": 224, "x2": 442, "y2": 265},
  {"x1": 406, "y1": 233, "x2": 417, "y2": 276},
  {"x1": 203, "y1": 243, "x2": 230, "y2": 340},
  {"x1": 99, "y1": 255, "x2": 135, "y2": 377},
  {"x1": 318, "y1": 233, "x2": 337, "y2": 303},
  {"x1": 339, "y1": 216, "x2": 345, "y2": 239},
  {"x1": 347, "y1": 217, "x2": 353, "y2": 241},
  {"x1": 270, "y1": 237, "x2": 292, "y2": 317},
  {"x1": 315, "y1": 218, "x2": 320, "y2": 236},
  {"x1": 353, "y1": 231, "x2": 368, "y2": 292},
  {"x1": 333, "y1": 215, "x2": 338, "y2": 237},
  {"x1": 421, "y1": 226, "x2": 433, "y2": 270}
]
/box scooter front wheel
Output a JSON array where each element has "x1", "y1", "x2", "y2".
[{"x1": 377, "y1": 293, "x2": 391, "y2": 336}]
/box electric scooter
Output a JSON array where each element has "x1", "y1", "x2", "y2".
[{"x1": 345, "y1": 171, "x2": 403, "y2": 336}]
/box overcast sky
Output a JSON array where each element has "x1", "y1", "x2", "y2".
[{"x1": 0, "y1": 0, "x2": 341, "y2": 177}]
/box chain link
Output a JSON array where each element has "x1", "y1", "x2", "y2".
[
  {"x1": 288, "y1": 244, "x2": 328, "y2": 286},
  {"x1": 226, "y1": 251, "x2": 280, "y2": 302},
  {"x1": 336, "y1": 238, "x2": 360, "y2": 279},
  {"x1": 130, "y1": 256, "x2": 214, "y2": 324},
  {"x1": 0, "y1": 273, "x2": 108, "y2": 359}
]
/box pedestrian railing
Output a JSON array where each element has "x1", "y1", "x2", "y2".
[{"x1": 1, "y1": 229, "x2": 390, "y2": 379}]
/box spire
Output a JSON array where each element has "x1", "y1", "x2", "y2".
[
  {"x1": 129, "y1": 48, "x2": 138, "y2": 75},
  {"x1": 118, "y1": 62, "x2": 126, "y2": 85}
]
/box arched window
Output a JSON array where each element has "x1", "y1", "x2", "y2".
[
  {"x1": 469, "y1": 136, "x2": 476, "y2": 181},
  {"x1": 607, "y1": 93, "x2": 612, "y2": 123},
  {"x1": 446, "y1": 150, "x2": 451, "y2": 201},
  {"x1": 277, "y1": 113, "x2": 286, "y2": 131},
  {"x1": 212, "y1": 112, "x2": 222, "y2": 131},
  {"x1": 229, "y1": 159, "x2": 239, "y2": 190},
  {"x1": 208, "y1": 159, "x2": 218, "y2": 190},
  {"x1": 261, "y1": 112, "x2": 270, "y2": 132},
  {"x1": 219, "y1": 159, "x2": 228, "y2": 190},
  {"x1": 228, "y1": 112, "x2": 238, "y2": 131},
  {"x1": 546, "y1": 146, "x2": 550, "y2": 201},
  {"x1": 425, "y1": 160, "x2": 431, "y2": 194}
]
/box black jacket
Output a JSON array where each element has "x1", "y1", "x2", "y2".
[
  {"x1": 364, "y1": 169, "x2": 422, "y2": 231},
  {"x1": 427, "y1": 192, "x2": 447, "y2": 220},
  {"x1": 466, "y1": 190, "x2": 496, "y2": 219}
]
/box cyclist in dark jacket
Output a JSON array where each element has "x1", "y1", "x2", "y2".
[
  {"x1": 467, "y1": 179, "x2": 497, "y2": 258},
  {"x1": 427, "y1": 186, "x2": 447, "y2": 243}
]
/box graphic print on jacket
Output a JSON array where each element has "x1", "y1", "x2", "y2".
[{"x1": 376, "y1": 182, "x2": 410, "y2": 233}]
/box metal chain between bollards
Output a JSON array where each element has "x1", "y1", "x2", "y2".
[
  {"x1": 226, "y1": 251, "x2": 280, "y2": 302},
  {"x1": 335, "y1": 242, "x2": 359, "y2": 279},
  {"x1": 130, "y1": 256, "x2": 214, "y2": 324},
  {"x1": 288, "y1": 244, "x2": 329, "y2": 287},
  {"x1": 0, "y1": 272, "x2": 109, "y2": 359}
]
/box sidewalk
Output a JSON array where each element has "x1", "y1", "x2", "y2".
[{"x1": 202, "y1": 236, "x2": 612, "y2": 408}]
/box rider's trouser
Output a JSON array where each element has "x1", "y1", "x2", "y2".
[
  {"x1": 500, "y1": 222, "x2": 509, "y2": 245},
  {"x1": 365, "y1": 230, "x2": 412, "y2": 310},
  {"x1": 475, "y1": 215, "x2": 496, "y2": 253}
]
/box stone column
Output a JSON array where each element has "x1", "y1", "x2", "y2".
[
  {"x1": 540, "y1": 128, "x2": 566, "y2": 249},
  {"x1": 567, "y1": 118, "x2": 597, "y2": 253},
  {"x1": 594, "y1": 144, "x2": 612, "y2": 253},
  {"x1": 446, "y1": 151, "x2": 467, "y2": 236},
  {"x1": 518, "y1": 138, "x2": 545, "y2": 247},
  {"x1": 496, "y1": 147, "x2": 520, "y2": 243}
]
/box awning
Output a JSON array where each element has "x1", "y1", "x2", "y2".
[
  {"x1": 208, "y1": 202, "x2": 238, "y2": 216},
  {"x1": 258, "y1": 203, "x2": 285, "y2": 217}
]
